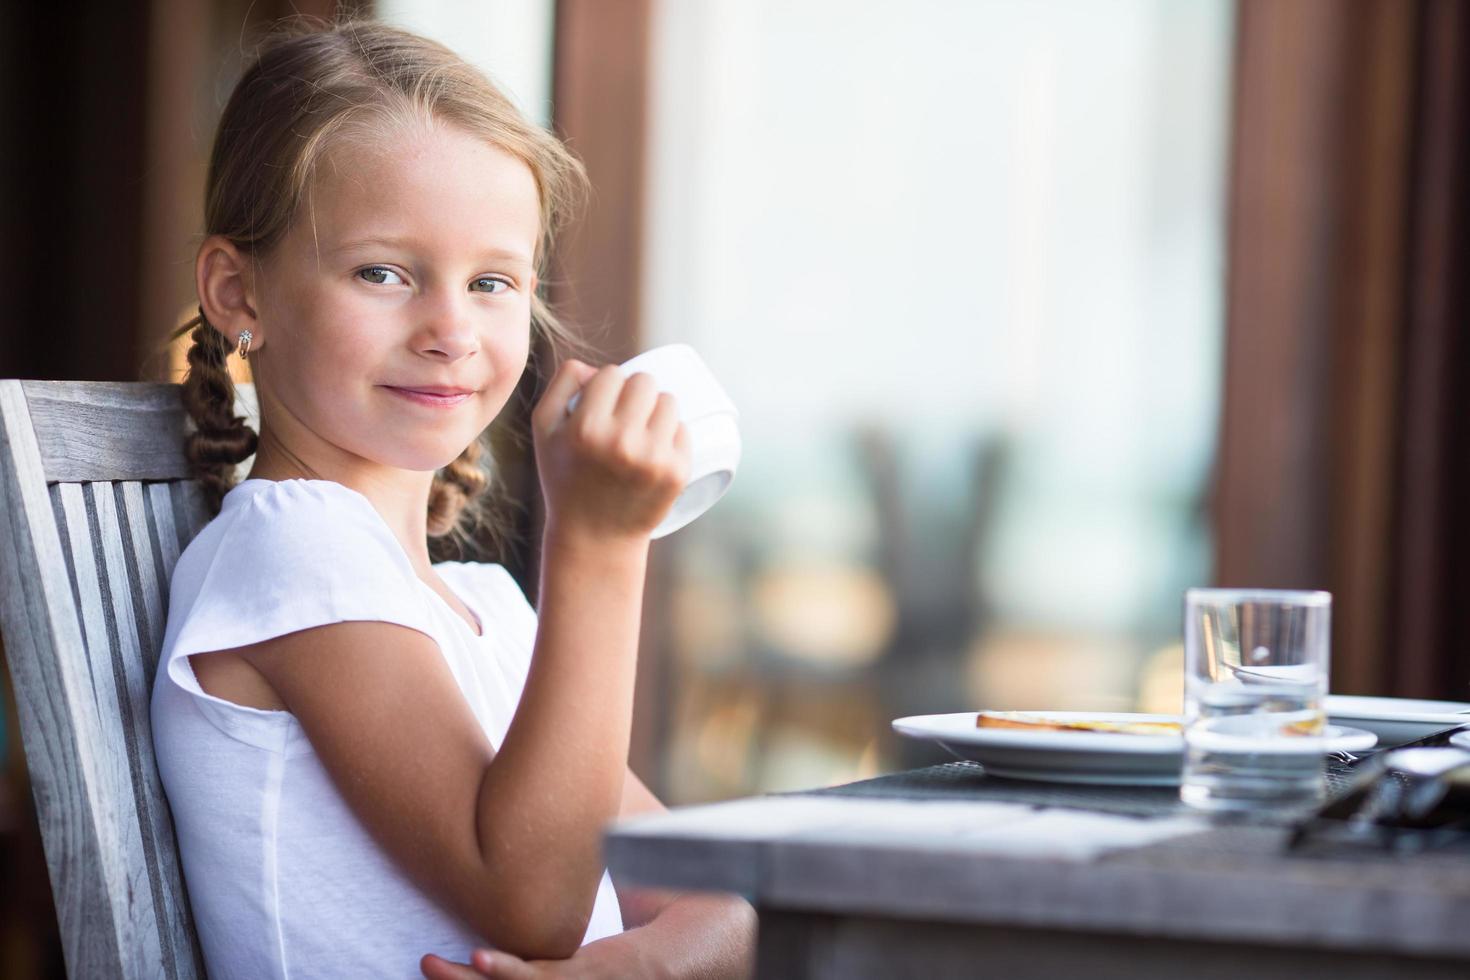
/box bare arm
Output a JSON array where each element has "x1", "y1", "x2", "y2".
[
  {"x1": 420, "y1": 769, "x2": 757, "y2": 979},
  {"x1": 470, "y1": 523, "x2": 649, "y2": 950},
  {"x1": 603, "y1": 770, "x2": 757, "y2": 977},
  {"x1": 611, "y1": 770, "x2": 683, "y2": 927},
  {"x1": 238, "y1": 360, "x2": 689, "y2": 960}
]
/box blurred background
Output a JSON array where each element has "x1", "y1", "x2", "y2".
[{"x1": 1, "y1": 0, "x2": 1466, "y2": 973}]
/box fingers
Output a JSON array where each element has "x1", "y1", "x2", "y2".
[
  {"x1": 646, "y1": 391, "x2": 679, "y2": 441},
  {"x1": 420, "y1": 953, "x2": 491, "y2": 980},
  {"x1": 470, "y1": 948, "x2": 541, "y2": 979},
  {"x1": 531, "y1": 358, "x2": 691, "y2": 538},
  {"x1": 419, "y1": 949, "x2": 546, "y2": 980},
  {"x1": 534, "y1": 360, "x2": 683, "y2": 438},
  {"x1": 569, "y1": 365, "x2": 627, "y2": 424},
  {"x1": 671, "y1": 420, "x2": 692, "y2": 474},
  {"x1": 612, "y1": 372, "x2": 659, "y2": 425},
  {"x1": 531, "y1": 359, "x2": 599, "y2": 430}
]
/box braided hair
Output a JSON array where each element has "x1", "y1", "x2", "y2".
[{"x1": 177, "y1": 311, "x2": 257, "y2": 513}]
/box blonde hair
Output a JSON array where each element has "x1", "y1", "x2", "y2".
[{"x1": 174, "y1": 19, "x2": 587, "y2": 551}]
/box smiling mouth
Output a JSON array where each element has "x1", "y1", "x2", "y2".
[{"x1": 382, "y1": 386, "x2": 477, "y2": 408}]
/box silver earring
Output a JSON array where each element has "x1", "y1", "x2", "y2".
[{"x1": 237, "y1": 330, "x2": 253, "y2": 360}]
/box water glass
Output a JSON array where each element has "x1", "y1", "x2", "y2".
[{"x1": 1180, "y1": 588, "x2": 1332, "y2": 815}]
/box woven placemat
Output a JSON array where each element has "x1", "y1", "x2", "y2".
[
  {"x1": 790, "y1": 760, "x2": 1470, "y2": 867},
  {"x1": 794, "y1": 759, "x2": 1372, "y2": 819}
]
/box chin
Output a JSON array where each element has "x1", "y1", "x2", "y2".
[
  {"x1": 363, "y1": 417, "x2": 487, "y2": 469},
  {"x1": 404, "y1": 450, "x2": 476, "y2": 473},
  {"x1": 361, "y1": 438, "x2": 479, "y2": 474}
]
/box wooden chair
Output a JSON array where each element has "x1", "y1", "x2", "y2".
[{"x1": 0, "y1": 380, "x2": 256, "y2": 979}]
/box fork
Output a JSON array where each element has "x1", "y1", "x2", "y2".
[{"x1": 1341, "y1": 723, "x2": 1470, "y2": 769}]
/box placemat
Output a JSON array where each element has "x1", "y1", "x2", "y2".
[{"x1": 794, "y1": 759, "x2": 1371, "y2": 819}]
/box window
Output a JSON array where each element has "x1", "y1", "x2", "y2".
[{"x1": 643, "y1": 0, "x2": 1235, "y2": 801}]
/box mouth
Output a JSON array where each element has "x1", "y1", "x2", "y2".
[{"x1": 381, "y1": 385, "x2": 478, "y2": 408}]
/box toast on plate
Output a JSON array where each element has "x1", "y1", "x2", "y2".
[{"x1": 976, "y1": 711, "x2": 1182, "y2": 736}]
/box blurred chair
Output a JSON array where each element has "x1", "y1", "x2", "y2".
[
  {"x1": 0, "y1": 380, "x2": 254, "y2": 979},
  {"x1": 859, "y1": 427, "x2": 1010, "y2": 768}
]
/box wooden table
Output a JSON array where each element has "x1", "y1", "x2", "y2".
[{"x1": 605, "y1": 764, "x2": 1470, "y2": 978}]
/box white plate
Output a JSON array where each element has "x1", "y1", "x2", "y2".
[
  {"x1": 1326, "y1": 695, "x2": 1470, "y2": 747},
  {"x1": 892, "y1": 711, "x2": 1378, "y2": 787},
  {"x1": 1232, "y1": 664, "x2": 1321, "y2": 687}
]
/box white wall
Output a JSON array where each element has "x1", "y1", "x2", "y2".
[
  {"x1": 644, "y1": 0, "x2": 1234, "y2": 636},
  {"x1": 376, "y1": 0, "x2": 556, "y2": 127}
]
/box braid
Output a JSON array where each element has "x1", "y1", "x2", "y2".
[
  {"x1": 427, "y1": 431, "x2": 530, "y2": 563},
  {"x1": 427, "y1": 437, "x2": 490, "y2": 538},
  {"x1": 178, "y1": 310, "x2": 258, "y2": 514}
]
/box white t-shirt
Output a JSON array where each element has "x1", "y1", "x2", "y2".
[{"x1": 150, "y1": 478, "x2": 623, "y2": 980}]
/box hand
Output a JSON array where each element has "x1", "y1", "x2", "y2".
[
  {"x1": 420, "y1": 891, "x2": 755, "y2": 980},
  {"x1": 531, "y1": 359, "x2": 690, "y2": 542},
  {"x1": 421, "y1": 948, "x2": 566, "y2": 979},
  {"x1": 421, "y1": 937, "x2": 650, "y2": 980}
]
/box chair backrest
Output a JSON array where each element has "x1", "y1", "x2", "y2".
[{"x1": 0, "y1": 379, "x2": 256, "y2": 979}]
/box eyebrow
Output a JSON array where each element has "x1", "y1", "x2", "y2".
[{"x1": 330, "y1": 235, "x2": 532, "y2": 265}]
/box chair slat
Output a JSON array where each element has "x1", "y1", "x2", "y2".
[
  {"x1": 132, "y1": 483, "x2": 209, "y2": 977},
  {"x1": 117, "y1": 482, "x2": 167, "y2": 677},
  {"x1": 24, "y1": 382, "x2": 191, "y2": 483},
  {"x1": 56, "y1": 484, "x2": 170, "y2": 978},
  {"x1": 21, "y1": 379, "x2": 258, "y2": 484},
  {"x1": 148, "y1": 481, "x2": 183, "y2": 580},
  {"x1": 0, "y1": 382, "x2": 132, "y2": 976},
  {"x1": 89, "y1": 483, "x2": 200, "y2": 978},
  {"x1": 53, "y1": 485, "x2": 108, "y2": 717},
  {"x1": 172, "y1": 479, "x2": 213, "y2": 542}
]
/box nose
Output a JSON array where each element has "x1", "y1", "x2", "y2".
[{"x1": 415, "y1": 290, "x2": 479, "y2": 362}]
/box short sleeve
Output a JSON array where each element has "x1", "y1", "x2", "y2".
[{"x1": 162, "y1": 480, "x2": 436, "y2": 707}]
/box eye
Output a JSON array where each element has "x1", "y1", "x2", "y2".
[
  {"x1": 358, "y1": 266, "x2": 404, "y2": 286},
  {"x1": 470, "y1": 277, "x2": 511, "y2": 294}
]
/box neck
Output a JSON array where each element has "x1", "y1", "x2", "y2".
[{"x1": 246, "y1": 431, "x2": 438, "y2": 575}]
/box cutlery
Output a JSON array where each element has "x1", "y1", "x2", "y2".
[{"x1": 1342, "y1": 722, "x2": 1470, "y2": 769}]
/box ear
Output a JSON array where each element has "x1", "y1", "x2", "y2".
[{"x1": 196, "y1": 235, "x2": 261, "y2": 352}]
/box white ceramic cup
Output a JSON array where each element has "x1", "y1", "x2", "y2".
[{"x1": 568, "y1": 344, "x2": 740, "y2": 539}]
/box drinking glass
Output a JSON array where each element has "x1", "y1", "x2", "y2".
[{"x1": 1181, "y1": 588, "x2": 1332, "y2": 815}]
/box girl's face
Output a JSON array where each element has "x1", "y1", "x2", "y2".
[{"x1": 252, "y1": 122, "x2": 540, "y2": 477}]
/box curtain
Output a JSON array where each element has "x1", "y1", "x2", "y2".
[{"x1": 1216, "y1": 0, "x2": 1469, "y2": 698}]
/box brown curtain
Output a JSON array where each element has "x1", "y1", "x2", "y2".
[
  {"x1": 0, "y1": 1, "x2": 151, "y2": 382},
  {"x1": 0, "y1": 0, "x2": 347, "y2": 385},
  {"x1": 549, "y1": 0, "x2": 669, "y2": 782},
  {"x1": 1216, "y1": 0, "x2": 1469, "y2": 698}
]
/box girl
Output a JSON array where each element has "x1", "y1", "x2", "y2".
[{"x1": 150, "y1": 20, "x2": 754, "y2": 979}]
